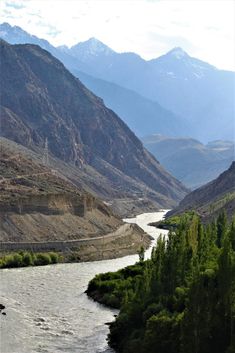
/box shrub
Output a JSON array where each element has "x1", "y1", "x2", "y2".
[
  {"x1": 22, "y1": 252, "x2": 33, "y2": 266},
  {"x1": 0, "y1": 251, "x2": 61, "y2": 269},
  {"x1": 48, "y1": 252, "x2": 59, "y2": 264},
  {"x1": 34, "y1": 253, "x2": 51, "y2": 266},
  {"x1": 4, "y1": 253, "x2": 23, "y2": 268},
  {"x1": 103, "y1": 293, "x2": 120, "y2": 308},
  {"x1": 0, "y1": 258, "x2": 5, "y2": 268}
]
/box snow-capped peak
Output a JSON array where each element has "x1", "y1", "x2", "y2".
[
  {"x1": 168, "y1": 47, "x2": 188, "y2": 59},
  {"x1": 85, "y1": 37, "x2": 113, "y2": 55},
  {"x1": 71, "y1": 37, "x2": 115, "y2": 57}
]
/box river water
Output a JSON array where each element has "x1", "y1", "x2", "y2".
[{"x1": 0, "y1": 211, "x2": 169, "y2": 353}]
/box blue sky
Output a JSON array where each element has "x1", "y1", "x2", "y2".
[{"x1": 1, "y1": 0, "x2": 234, "y2": 70}]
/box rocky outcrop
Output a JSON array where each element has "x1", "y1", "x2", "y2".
[
  {"x1": 0, "y1": 140, "x2": 122, "y2": 242},
  {"x1": 0, "y1": 193, "x2": 90, "y2": 216}
]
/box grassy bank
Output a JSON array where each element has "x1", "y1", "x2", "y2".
[
  {"x1": 0, "y1": 249, "x2": 85, "y2": 269},
  {"x1": 0, "y1": 251, "x2": 62, "y2": 268}
]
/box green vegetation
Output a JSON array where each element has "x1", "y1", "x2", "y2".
[
  {"x1": 0, "y1": 251, "x2": 60, "y2": 268},
  {"x1": 88, "y1": 212, "x2": 235, "y2": 353},
  {"x1": 0, "y1": 248, "x2": 98, "y2": 269},
  {"x1": 152, "y1": 211, "x2": 197, "y2": 230},
  {"x1": 208, "y1": 191, "x2": 235, "y2": 215},
  {"x1": 87, "y1": 261, "x2": 147, "y2": 308}
]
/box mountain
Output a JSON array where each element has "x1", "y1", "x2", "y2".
[
  {"x1": 0, "y1": 137, "x2": 122, "y2": 242},
  {"x1": 0, "y1": 22, "x2": 192, "y2": 139},
  {"x1": 2, "y1": 23, "x2": 234, "y2": 142},
  {"x1": 0, "y1": 22, "x2": 88, "y2": 73},
  {"x1": 70, "y1": 37, "x2": 115, "y2": 61},
  {"x1": 0, "y1": 40, "x2": 188, "y2": 213},
  {"x1": 142, "y1": 134, "x2": 235, "y2": 189},
  {"x1": 0, "y1": 22, "x2": 53, "y2": 50},
  {"x1": 60, "y1": 39, "x2": 235, "y2": 142},
  {"x1": 76, "y1": 71, "x2": 190, "y2": 137},
  {"x1": 147, "y1": 49, "x2": 235, "y2": 141},
  {"x1": 168, "y1": 162, "x2": 235, "y2": 222},
  {"x1": 67, "y1": 37, "x2": 148, "y2": 83}
]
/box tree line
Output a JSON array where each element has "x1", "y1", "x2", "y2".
[{"x1": 88, "y1": 212, "x2": 235, "y2": 353}]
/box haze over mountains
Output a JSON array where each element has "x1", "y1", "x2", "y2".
[
  {"x1": 1, "y1": 22, "x2": 234, "y2": 143},
  {"x1": 0, "y1": 40, "x2": 187, "y2": 216},
  {"x1": 61, "y1": 38, "x2": 235, "y2": 143},
  {"x1": 143, "y1": 135, "x2": 234, "y2": 189},
  {"x1": 0, "y1": 22, "x2": 189, "y2": 138},
  {"x1": 74, "y1": 70, "x2": 188, "y2": 137}
]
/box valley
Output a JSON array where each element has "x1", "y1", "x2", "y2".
[{"x1": 0, "y1": 8, "x2": 234, "y2": 353}]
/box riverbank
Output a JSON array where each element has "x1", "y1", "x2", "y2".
[
  {"x1": 0, "y1": 251, "x2": 60, "y2": 268},
  {"x1": 85, "y1": 212, "x2": 170, "y2": 309},
  {"x1": 86, "y1": 260, "x2": 148, "y2": 309},
  {"x1": 0, "y1": 223, "x2": 152, "y2": 268}
]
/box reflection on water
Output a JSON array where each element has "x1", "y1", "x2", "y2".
[{"x1": 0, "y1": 211, "x2": 168, "y2": 353}]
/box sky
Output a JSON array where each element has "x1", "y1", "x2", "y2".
[{"x1": 1, "y1": 0, "x2": 235, "y2": 70}]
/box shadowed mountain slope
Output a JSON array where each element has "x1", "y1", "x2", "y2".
[
  {"x1": 75, "y1": 70, "x2": 190, "y2": 138},
  {"x1": 0, "y1": 40, "x2": 188, "y2": 212},
  {"x1": 0, "y1": 22, "x2": 190, "y2": 139},
  {"x1": 168, "y1": 162, "x2": 235, "y2": 222},
  {"x1": 4, "y1": 23, "x2": 235, "y2": 143}
]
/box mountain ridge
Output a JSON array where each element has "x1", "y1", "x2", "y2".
[
  {"x1": 0, "y1": 22, "x2": 192, "y2": 139},
  {"x1": 3, "y1": 23, "x2": 234, "y2": 142},
  {"x1": 56, "y1": 33, "x2": 234, "y2": 142},
  {"x1": 0, "y1": 40, "x2": 188, "y2": 214},
  {"x1": 167, "y1": 161, "x2": 235, "y2": 222},
  {"x1": 76, "y1": 70, "x2": 191, "y2": 137}
]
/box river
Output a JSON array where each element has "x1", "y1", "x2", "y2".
[{"x1": 0, "y1": 211, "x2": 169, "y2": 353}]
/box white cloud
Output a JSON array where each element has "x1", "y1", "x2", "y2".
[{"x1": 0, "y1": 0, "x2": 234, "y2": 70}]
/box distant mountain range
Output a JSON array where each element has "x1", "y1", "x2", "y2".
[
  {"x1": 1, "y1": 22, "x2": 234, "y2": 142},
  {"x1": 76, "y1": 70, "x2": 189, "y2": 137},
  {"x1": 168, "y1": 161, "x2": 235, "y2": 222},
  {"x1": 0, "y1": 40, "x2": 188, "y2": 214},
  {"x1": 0, "y1": 22, "x2": 188, "y2": 139},
  {"x1": 60, "y1": 38, "x2": 234, "y2": 142},
  {"x1": 142, "y1": 135, "x2": 234, "y2": 189}
]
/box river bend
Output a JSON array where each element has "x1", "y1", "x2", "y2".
[{"x1": 0, "y1": 211, "x2": 168, "y2": 353}]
